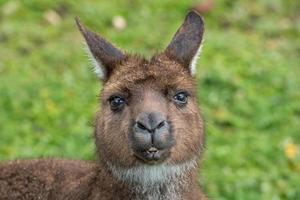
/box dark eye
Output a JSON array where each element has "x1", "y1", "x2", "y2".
[
  {"x1": 108, "y1": 96, "x2": 125, "y2": 110},
  {"x1": 173, "y1": 91, "x2": 188, "y2": 106}
]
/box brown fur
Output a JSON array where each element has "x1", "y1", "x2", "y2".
[{"x1": 0, "y1": 11, "x2": 207, "y2": 199}]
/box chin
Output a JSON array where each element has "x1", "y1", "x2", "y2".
[{"x1": 106, "y1": 155, "x2": 198, "y2": 186}]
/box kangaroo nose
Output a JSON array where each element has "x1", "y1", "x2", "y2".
[
  {"x1": 136, "y1": 112, "x2": 166, "y2": 133},
  {"x1": 132, "y1": 112, "x2": 174, "y2": 162}
]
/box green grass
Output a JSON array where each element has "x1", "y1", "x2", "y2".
[{"x1": 0, "y1": 0, "x2": 299, "y2": 199}]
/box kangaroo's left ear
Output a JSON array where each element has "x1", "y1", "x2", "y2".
[{"x1": 165, "y1": 11, "x2": 204, "y2": 75}]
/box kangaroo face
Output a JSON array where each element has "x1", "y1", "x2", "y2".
[{"x1": 76, "y1": 11, "x2": 205, "y2": 170}]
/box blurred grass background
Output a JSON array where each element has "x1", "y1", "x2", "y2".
[{"x1": 0, "y1": 0, "x2": 299, "y2": 199}]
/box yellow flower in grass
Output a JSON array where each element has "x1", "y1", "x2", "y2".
[
  {"x1": 46, "y1": 99, "x2": 58, "y2": 115},
  {"x1": 284, "y1": 142, "x2": 298, "y2": 159}
]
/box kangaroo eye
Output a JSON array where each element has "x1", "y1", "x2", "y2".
[
  {"x1": 108, "y1": 96, "x2": 125, "y2": 110},
  {"x1": 173, "y1": 91, "x2": 188, "y2": 106}
]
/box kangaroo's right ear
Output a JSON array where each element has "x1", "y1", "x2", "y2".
[{"x1": 75, "y1": 17, "x2": 125, "y2": 81}]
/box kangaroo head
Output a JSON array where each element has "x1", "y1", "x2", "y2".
[{"x1": 76, "y1": 11, "x2": 205, "y2": 183}]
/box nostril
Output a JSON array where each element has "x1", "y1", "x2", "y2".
[
  {"x1": 136, "y1": 121, "x2": 148, "y2": 131},
  {"x1": 156, "y1": 121, "x2": 166, "y2": 129}
]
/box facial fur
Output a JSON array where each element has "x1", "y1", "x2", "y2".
[
  {"x1": 76, "y1": 11, "x2": 205, "y2": 182},
  {"x1": 94, "y1": 54, "x2": 204, "y2": 168}
]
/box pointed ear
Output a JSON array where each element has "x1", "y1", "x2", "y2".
[
  {"x1": 75, "y1": 17, "x2": 125, "y2": 80},
  {"x1": 165, "y1": 11, "x2": 204, "y2": 75}
]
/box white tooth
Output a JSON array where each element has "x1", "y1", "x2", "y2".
[{"x1": 149, "y1": 147, "x2": 158, "y2": 152}]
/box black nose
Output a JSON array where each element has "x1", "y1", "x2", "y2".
[
  {"x1": 131, "y1": 112, "x2": 174, "y2": 162},
  {"x1": 136, "y1": 112, "x2": 166, "y2": 133}
]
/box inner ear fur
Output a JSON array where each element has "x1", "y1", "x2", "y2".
[
  {"x1": 75, "y1": 17, "x2": 125, "y2": 80},
  {"x1": 165, "y1": 11, "x2": 204, "y2": 75}
]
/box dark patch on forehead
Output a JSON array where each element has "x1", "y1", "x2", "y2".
[{"x1": 103, "y1": 54, "x2": 195, "y2": 96}]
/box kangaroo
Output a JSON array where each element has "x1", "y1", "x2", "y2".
[{"x1": 0, "y1": 11, "x2": 206, "y2": 200}]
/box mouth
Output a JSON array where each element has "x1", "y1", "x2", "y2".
[{"x1": 133, "y1": 147, "x2": 170, "y2": 164}]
